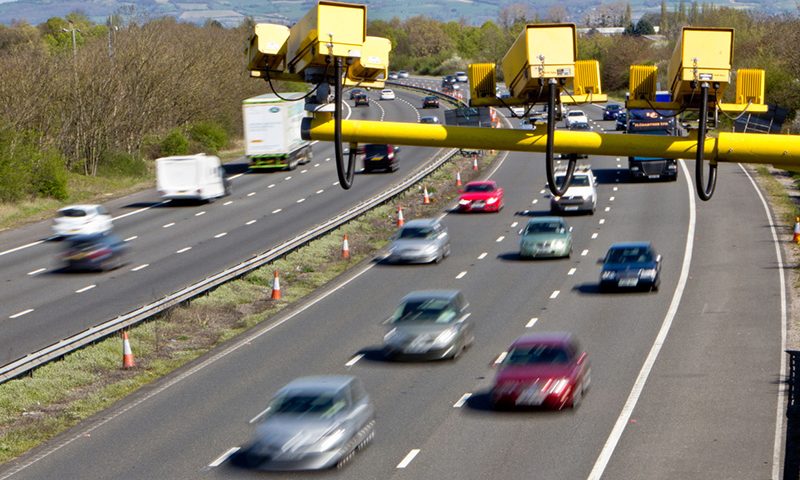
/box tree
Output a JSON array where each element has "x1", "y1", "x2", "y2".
[{"x1": 636, "y1": 18, "x2": 656, "y2": 35}]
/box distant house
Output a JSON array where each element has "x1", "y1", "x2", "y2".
[{"x1": 577, "y1": 26, "x2": 662, "y2": 36}]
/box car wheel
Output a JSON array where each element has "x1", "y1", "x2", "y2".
[
  {"x1": 444, "y1": 244, "x2": 451, "y2": 258},
  {"x1": 433, "y1": 252, "x2": 442, "y2": 264},
  {"x1": 571, "y1": 382, "x2": 583, "y2": 409},
  {"x1": 451, "y1": 342, "x2": 465, "y2": 360},
  {"x1": 583, "y1": 368, "x2": 592, "y2": 392}
]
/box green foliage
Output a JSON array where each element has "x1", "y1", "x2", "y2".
[
  {"x1": 160, "y1": 129, "x2": 189, "y2": 157},
  {"x1": 188, "y1": 121, "x2": 228, "y2": 154},
  {"x1": 30, "y1": 150, "x2": 68, "y2": 200},
  {"x1": 96, "y1": 150, "x2": 148, "y2": 178},
  {"x1": 0, "y1": 127, "x2": 68, "y2": 201}
]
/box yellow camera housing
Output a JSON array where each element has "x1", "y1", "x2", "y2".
[{"x1": 344, "y1": 36, "x2": 391, "y2": 88}]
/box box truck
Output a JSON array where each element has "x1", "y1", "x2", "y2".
[
  {"x1": 243, "y1": 93, "x2": 312, "y2": 171},
  {"x1": 156, "y1": 154, "x2": 230, "y2": 201}
]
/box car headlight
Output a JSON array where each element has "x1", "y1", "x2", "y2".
[
  {"x1": 640, "y1": 268, "x2": 657, "y2": 279},
  {"x1": 432, "y1": 327, "x2": 457, "y2": 348},
  {"x1": 422, "y1": 245, "x2": 438, "y2": 254},
  {"x1": 458, "y1": 199, "x2": 471, "y2": 205},
  {"x1": 486, "y1": 197, "x2": 498, "y2": 204},
  {"x1": 316, "y1": 428, "x2": 346, "y2": 452},
  {"x1": 552, "y1": 240, "x2": 565, "y2": 248},
  {"x1": 544, "y1": 378, "x2": 570, "y2": 395},
  {"x1": 601, "y1": 270, "x2": 616, "y2": 280}
]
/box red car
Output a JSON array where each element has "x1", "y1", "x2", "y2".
[
  {"x1": 457, "y1": 180, "x2": 504, "y2": 212},
  {"x1": 491, "y1": 333, "x2": 590, "y2": 410}
]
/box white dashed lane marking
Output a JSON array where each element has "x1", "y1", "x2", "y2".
[
  {"x1": 609, "y1": 196, "x2": 615, "y2": 202},
  {"x1": 124, "y1": 236, "x2": 137, "y2": 242},
  {"x1": 599, "y1": 219, "x2": 606, "y2": 225},
  {"x1": 613, "y1": 187, "x2": 618, "y2": 191},
  {"x1": 176, "y1": 247, "x2": 192, "y2": 254},
  {"x1": 478, "y1": 252, "x2": 488, "y2": 260},
  {"x1": 550, "y1": 290, "x2": 560, "y2": 299},
  {"x1": 268, "y1": 184, "x2": 275, "y2": 189},
  {"x1": 272, "y1": 209, "x2": 282, "y2": 214},
  {"x1": 131, "y1": 264, "x2": 149, "y2": 272},
  {"x1": 494, "y1": 351, "x2": 508, "y2": 364},
  {"x1": 297, "y1": 198, "x2": 305, "y2": 203},
  {"x1": 581, "y1": 249, "x2": 589, "y2": 256},
  {"x1": 456, "y1": 271, "x2": 467, "y2": 279},
  {"x1": 568, "y1": 268, "x2": 577, "y2": 275},
  {"x1": 453, "y1": 393, "x2": 472, "y2": 408},
  {"x1": 9, "y1": 309, "x2": 33, "y2": 319},
  {"x1": 223, "y1": 200, "x2": 233, "y2": 205},
  {"x1": 591, "y1": 233, "x2": 599, "y2": 239},
  {"x1": 345, "y1": 354, "x2": 364, "y2": 367},
  {"x1": 316, "y1": 189, "x2": 324, "y2": 194},
  {"x1": 76, "y1": 285, "x2": 96, "y2": 294},
  {"x1": 397, "y1": 449, "x2": 420, "y2": 469},
  {"x1": 605, "y1": 207, "x2": 611, "y2": 212},
  {"x1": 214, "y1": 232, "x2": 227, "y2": 239},
  {"x1": 496, "y1": 236, "x2": 505, "y2": 242},
  {"x1": 246, "y1": 220, "x2": 256, "y2": 225},
  {"x1": 163, "y1": 222, "x2": 175, "y2": 228},
  {"x1": 247, "y1": 192, "x2": 255, "y2": 197},
  {"x1": 286, "y1": 176, "x2": 292, "y2": 180},
  {"x1": 532, "y1": 199, "x2": 539, "y2": 204},
  {"x1": 526, "y1": 317, "x2": 538, "y2": 328},
  {"x1": 195, "y1": 211, "x2": 206, "y2": 217},
  {"x1": 208, "y1": 447, "x2": 240, "y2": 468},
  {"x1": 27, "y1": 268, "x2": 46, "y2": 276}
]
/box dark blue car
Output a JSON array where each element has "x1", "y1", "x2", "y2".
[
  {"x1": 599, "y1": 242, "x2": 661, "y2": 291},
  {"x1": 62, "y1": 233, "x2": 128, "y2": 271},
  {"x1": 603, "y1": 104, "x2": 622, "y2": 120}
]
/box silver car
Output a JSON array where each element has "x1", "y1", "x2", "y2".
[
  {"x1": 234, "y1": 376, "x2": 375, "y2": 471},
  {"x1": 383, "y1": 290, "x2": 474, "y2": 360},
  {"x1": 386, "y1": 218, "x2": 450, "y2": 264}
]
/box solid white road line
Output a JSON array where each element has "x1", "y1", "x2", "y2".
[
  {"x1": 494, "y1": 351, "x2": 508, "y2": 364},
  {"x1": 453, "y1": 393, "x2": 472, "y2": 408},
  {"x1": 478, "y1": 252, "x2": 488, "y2": 260},
  {"x1": 111, "y1": 200, "x2": 171, "y2": 221},
  {"x1": 581, "y1": 249, "x2": 589, "y2": 256},
  {"x1": 246, "y1": 220, "x2": 256, "y2": 225},
  {"x1": 223, "y1": 200, "x2": 233, "y2": 205},
  {"x1": 124, "y1": 236, "x2": 137, "y2": 242},
  {"x1": 27, "y1": 268, "x2": 46, "y2": 276},
  {"x1": 131, "y1": 264, "x2": 149, "y2": 272},
  {"x1": 526, "y1": 317, "x2": 538, "y2": 328},
  {"x1": 738, "y1": 163, "x2": 788, "y2": 479},
  {"x1": 345, "y1": 354, "x2": 364, "y2": 367},
  {"x1": 396, "y1": 449, "x2": 420, "y2": 469},
  {"x1": 568, "y1": 268, "x2": 577, "y2": 276},
  {"x1": 0, "y1": 240, "x2": 45, "y2": 257},
  {"x1": 176, "y1": 247, "x2": 192, "y2": 254},
  {"x1": 455, "y1": 271, "x2": 467, "y2": 279},
  {"x1": 272, "y1": 209, "x2": 282, "y2": 214},
  {"x1": 162, "y1": 222, "x2": 175, "y2": 228},
  {"x1": 214, "y1": 233, "x2": 227, "y2": 239},
  {"x1": 587, "y1": 160, "x2": 696, "y2": 480},
  {"x1": 75, "y1": 285, "x2": 96, "y2": 293},
  {"x1": 9, "y1": 309, "x2": 33, "y2": 319},
  {"x1": 208, "y1": 447, "x2": 240, "y2": 468},
  {"x1": 549, "y1": 290, "x2": 560, "y2": 299}
]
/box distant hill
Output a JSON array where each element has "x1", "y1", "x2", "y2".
[{"x1": 0, "y1": 0, "x2": 795, "y2": 27}]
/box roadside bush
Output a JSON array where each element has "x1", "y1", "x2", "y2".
[
  {"x1": 96, "y1": 150, "x2": 148, "y2": 178},
  {"x1": 30, "y1": 150, "x2": 68, "y2": 200},
  {"x1": 188, "y1": 120, "x2": 228, "y2": 154},
  {"x1": 160, "y1": 129, "x2": 189, "y2": 156}
]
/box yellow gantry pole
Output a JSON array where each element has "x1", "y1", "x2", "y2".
[{"x1": 303, "y1": 118, "x2": 800, "y2": 166}]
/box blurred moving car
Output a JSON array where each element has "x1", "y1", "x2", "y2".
[
  {"x1": 422, "y1": 96, "x2": 440, "y2": 108},
  {"x1": 519, "y1": 217, "x2": 572, "y2": 259},
  {"x1": 52, "y1": 205, "x2": 113, "y2": 238},
  {"x1": 349, "y1": 88, "x2": 364, "y2": 100},
  {"x1": 419, "y1": 116, "x2": 440, "y2": 124},
  {"x1": 603, "y1": 104, "x2": 622, "y2": 120},
  {"x1": 61, "y1": 233, "x2": 128, "y2": 271},
  {"x1": 388, "y1": 71, "x2": 399, "y2": 80},
  {"x1": 443, "y1": 75, "x2": 457, "y2": 85},
  {"x1": 549, "y1": 166, "x2": 597, "y2": 214},
  {"x1": 398, "y1": 70, "x2": 410, "y2": 78},
  {"x1": 457, "y1": 180, "x2": 504, "y2": 212},
  {"x1": 233, "y1": 376, "x2": 375, "y2": 471},
  {"x1": 362, "y1": 144, "x2": 399, "y2": 172},
  {"x1": 353, "y1": 93, "x2": 369, "y2": 106},
  {"x1": 454, "y1": 71, "x2": 468, "y2": 82},
  {"x1": 615, "y1": 111, "x2": 628, "y2": 131},
  {"x1": 383, "y1": 290, "x2": 473, "y2": 360},
  {"x1": 386, "y1": 218, "x2": 450, "y2": 264},
  {"x1": 599, "y1": 242, "x2": 661, "y2": 291},
  {"x1": 379, "y1": 89, "x2": 395, "y2": 100},
  {"x1": 564, "y1": 110, "x2": 590, "y2": 130},
  {"x1": 491, "y1": 332, "x2": 590, "y2": 410}
]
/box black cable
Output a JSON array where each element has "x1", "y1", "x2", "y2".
[
  {"x1": 695, "y1": 83, "x2": 716, "y2": 201},
  {"x1": 545, "y1": 79, "x2": 576, "y2": 197},
  {"x1": 333, "y1": 57, "x2": 355, "y2": 189},
  {"x1": 265, "y1": 70, "x2": 321, "y2": 102}
]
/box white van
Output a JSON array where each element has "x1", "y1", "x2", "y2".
[{"x1": 156, "y1": 154, "x2": 230, "y2": 202}]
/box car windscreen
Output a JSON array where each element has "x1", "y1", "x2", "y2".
[
  {"x1": 392, "y1": 298, "x2": 457, "y2": 324},
  {"x1": 525, "y1": 222, "x2": 565, "y2": 234},
  {"x1": 365, "y1": 145, "x2": 388, "y2": 155},
  {"x1": 464, "y1": 184, "x2": 494, "y2": 193},
  {"x1": 605, "y1": 105, "x2": 620, "y2": 111},
  {"x1": 606, "y1": 247, "x2": 652, "y2": 264},
  {"x1": 58, "y1": 209, "x2": 88, "y2": 217},
  {"x1": 270, "y1": 392, "x2": 346, "y2": 418},
  {"x1": 505, "y1": 345, "x2": 570, "y2": 365},
  {"x1": 555, "y1": 175, "x2": 589, "y2": 187},
  {"x1": 567, "y1": 111, "x2": 585, "y2": 117},
  {"x1": 398, "y1": 227, "x2": 435, "y2": 239}
]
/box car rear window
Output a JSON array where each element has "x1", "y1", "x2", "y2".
[
  {"x1": 464, "y1": 183, "x2": 494, "y2": 193},
  {"x1": 58, "y1": 209, "x2": 88, "y2": 217},
  {"x1": 556, "y1": 174, "x2": 590, "y2": 187},
  {"x1": 525, "y1": 222, "x2": 565, "y2": 234},
  {"x1": 365, "y1": 145, "x2": 389, "y2": 155},
  {"x1": 398, "y1": 227, "x2": 435, "y2": 239},
  {"x1": 606, "y1": 247, "x2": 652, "y2": 264},
  {"x1": 392, "y1": 298, "x2": 457, "y2": 324},
  {"x1": 506, "y1": 345, "x2": 570, "y2": 365}
]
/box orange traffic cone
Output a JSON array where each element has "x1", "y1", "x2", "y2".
[
  {"x1": 342, "y1": 234, "x2": 351, "y2": 259},
  {"x1": 271, "y1": 270, "x2": 282, "y2": 300},
  {"x1": 456, "y1": 171, "x2": 462, "y2": 187},
  {"x1": 122, "y1": 331, "x2": 135, "y2": 369},
  {"x1": 794, "y1": 217, "x2": 800, "y2": 244},
  {"x1": 423, "y1": 186, "x2": 431, "y2": 204},
  {"x1": 472, "y1": 156, "x2": 479, "y2": 171},
  {"x1": 397, "y1": 206, "x2": 405, "y2": 227}
]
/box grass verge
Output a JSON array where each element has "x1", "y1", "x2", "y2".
[{"x1": 0, "y1": 149, "x2": 499, "y2": 464}]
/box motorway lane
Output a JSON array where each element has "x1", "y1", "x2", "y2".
[
  {"x1": 0, "y1": 88, "x2": 446, "y2": 365},
  {"x1": 2, "y1": 107, "x2": 783, "y2": 479}
]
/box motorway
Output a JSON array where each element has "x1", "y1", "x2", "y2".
[
  {"x1": 0, "y1": 104, "x2": 785, "y2": 478},
  {"x1": 0, "y1": 87, "x2": 443, "y2": 367}
]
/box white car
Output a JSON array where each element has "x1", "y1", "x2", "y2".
[
  {"x1": 549, "y1": 167, "x2": 597, "y2": 214},
  {"x1": 52, "y1": 205, "x2": 113, "y2": 237},
  {"x1": 564, "y1": 110, "x2": 589, "y2": 129},
  {"x1": 398, "y1": 70, "x2": 409, "y2": 78},
  {"x1": 380, "y1": 89, "x2": 396, "y2": 100},
  {"x1": 454, "y1": 71, "x2": 468, "y2": 82}
]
